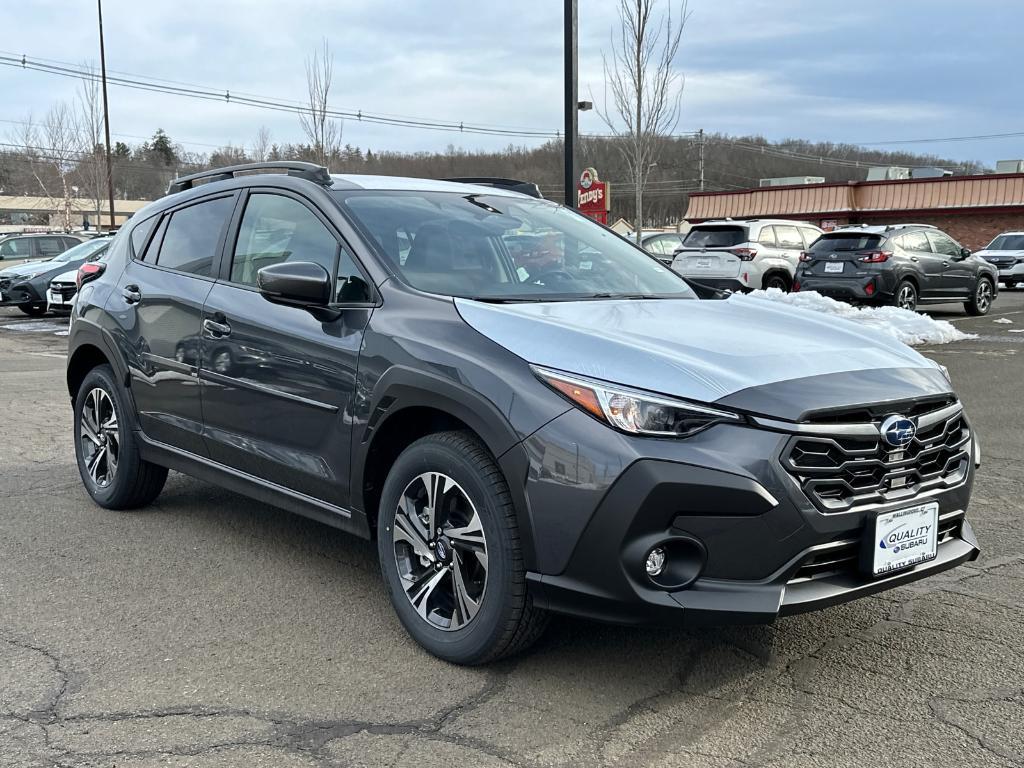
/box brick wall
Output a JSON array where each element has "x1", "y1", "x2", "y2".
[{"x1": 855, "y1": 212, "x2": 1024, "y2": 251}]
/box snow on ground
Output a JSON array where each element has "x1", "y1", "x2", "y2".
[{"x1": 730, "y1": 289, "x2": 975, "y2": 346}]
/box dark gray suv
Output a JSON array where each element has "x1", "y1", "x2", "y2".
[
  {"x1": 66, "y1": 162, "x2": 980, "y2": 664},
  {"x1": 796, "y1": 224, "x2": 998, "y2": 314}
]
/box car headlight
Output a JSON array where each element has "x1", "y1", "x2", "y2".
[
  {"x1": 532, "y1": 366, "x2": 742, "y2": 437},
  {"x1": 926, "y1": 358, "x2": 952, "y2": 385}
]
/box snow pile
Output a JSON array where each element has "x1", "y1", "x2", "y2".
[
  {"x1": 730, "y1": 288, "x2": 974, "y2": 346},
  {"x1": 993, "y1": 317, "x2": 1013, "y2": 324}
]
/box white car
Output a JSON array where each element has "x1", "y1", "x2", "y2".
[
  {"x1": 47, "y1": 267, "x2": 80, "y2": 312},
  {"x1": 975, "y1": 231, "x2": 1024, "y2": 289},
  {"x1": 670, "y1": 218, "x2": 823, "y2": 292}
]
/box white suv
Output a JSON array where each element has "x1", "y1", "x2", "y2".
[
  {"x1": 975, "y1": 231, "x2": 1024, "y2": 289},
  {"x1": 670, "y1": 219, "x2": 823, "y2": 292}
]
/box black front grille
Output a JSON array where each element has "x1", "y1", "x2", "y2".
[
  {"x1": 51, "y1": 283, "x2": 76, "y2": 300},
  {"x1": 783, "y1": 408, "x2": 970, "y2": 514}
]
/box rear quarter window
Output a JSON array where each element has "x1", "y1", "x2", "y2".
[{"x1": 682, "y1": 226, "x2": 748, "y2": 248}]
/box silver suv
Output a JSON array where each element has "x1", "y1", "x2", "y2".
[{"x1": 670, "y1": 219, "x2": 823, "y2": 292}]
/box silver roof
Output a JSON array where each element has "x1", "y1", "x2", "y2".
[{"x1": 329, "y1": 174, "x2": 528, "y2": 197}]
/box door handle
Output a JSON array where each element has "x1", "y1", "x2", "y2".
[
  {"x1": 122, "y1": 285, "x2": 142, "y2": 304},
  {"x1": 910, "y1": 256, "x2": 919, "y2": 262},
  {"x1": 202, "y1": 318, "x2": 232, "y2": 337}
]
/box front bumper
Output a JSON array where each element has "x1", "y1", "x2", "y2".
[
  {"x1": 521, "y1": 408, "x2": 979, "y2": 626},
  {"x1": 993, "y1": 263, "x2": 1024, "y2": 282},
  {"x1": 1, "y1": 280, "x2": 44, "y2": 306}
]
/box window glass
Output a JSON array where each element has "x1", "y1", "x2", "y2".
[
  {"x1": 809, "y1": 233, "x2": 883, "y2": 252},
  {"x1": 0, "y1": 238, "x2": 32, "y2": 258},
  {"x1": 645, "y1": 237, "x2": 668, "y2": 255},
  {"x1": 927, "y1": 231, "x2": 961, "y2": 257},
  {"x1": 774, "y1": 225, "x2": 803, "y2": 248},
  {"x1": 36, "y1": 237, "x2": 65, "y2": 257},
  {"x1": 986, "y1": 234, "x2": 1024, "y2": 250},
  {"x1": 900, "y1": 231, "x2": 931, "y2": 252},
  {"x1": 682, "y1": 226, "x2": 747, "y2": 248},
  {"x1": 51, "y1": 238, "x2": 109, "y2": 263},
  {"x1": 339, "y1": 191, "x2": 694, "y2": 301},
  {"x1": 130, "y1": 216, "x2": 158, "y2": 260},
  {"x1": 155, "y1": 196, "x2": 233, "y2": 276},
  {"x1": 800, "y1": 228, "x2": 821, "y2": 248},
  {"x1": 757, "y1": 226, "x2": 777, "y2": 247}
]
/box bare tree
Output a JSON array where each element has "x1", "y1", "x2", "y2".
[
  {"x1": 299, "y1": 39, "x2": 342, "y2": 166},
  {"x1": 76, "y1": 64, "x2": 106, "y2": 228},
  {"x1": 251, "y1": 125, "x2": 272, "y2": 163},
  {"x1": 596, "y1": 0, "x2": 689, "y2": 240},
  {"x1": 16, "y1": 103, "x2": 84, "y2": 231}
]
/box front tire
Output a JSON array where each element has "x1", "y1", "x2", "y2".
[
  {"x1": 965, "y1": 277, "x2": 994, "y2": 316},
  {"x1": 73, "y1": 365, "x2": 168, "y2": 510},
  {"x1": 377, "y1": 431, "x2": 547, "y2": 665},
  {"x1": 893, "y1": 279, "x2": 918, "y2": 312}
]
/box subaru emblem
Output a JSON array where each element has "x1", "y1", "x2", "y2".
[
  {"x1": 880, "y1": 415, "x2": 916, "y2": 448},
  {"x1": 829, "y1": 253, "x2": 837, "y2": 259}
]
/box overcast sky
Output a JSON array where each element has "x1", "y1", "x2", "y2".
[{"x1": 4, "y1": 0, "x2": 1022, "y2": 167}]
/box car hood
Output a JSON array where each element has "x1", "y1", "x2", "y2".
[
  {"x1": 976, "y1": 249, "x2": 1024, "y2": 258},
  {"x1": 51, "y1": 268, "x2": 78, "y2": 283},
  {"x1": 0, "y1": 259, "x2": 58, "y2": 277},
  {"x1": 455, "y1": 296, "x2": 952, "y2": 419}
]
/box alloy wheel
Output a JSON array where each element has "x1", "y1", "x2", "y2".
[
  {"x1": 897, "y1": 284, "x2": 917, "y2": 311},
  {"x1": 392, "y1": 471, "x2": 488, "y2": 631},
  {"x1": 80, "y1": 387, "x2": 119, "y2": 488},
  {"x1": 976, "y1": 280, "x2": 993, "y2": 313}
]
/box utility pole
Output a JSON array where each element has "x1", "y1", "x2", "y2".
[
  {"x1": 698, "y1": 128, "x2": 705, "y2": 192},
  {"x1": 97, "y1": 0, "x2": 116, "y2": 231},
  {"x1": 563, "y1": 0, "x2": 577, "y2": 208}
]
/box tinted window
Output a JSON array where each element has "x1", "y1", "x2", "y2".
[
  {"x1": 899, "y1": 231, "x2": 931, "y2": 252},
  {"x1": 36, "y1": 237, "x2": 65, "y2": 257},
  {"x1": 774, "y1": 225, "x2": 803, "y2": 248},
  {"x1": 809, "y1": 233, "x2": 884, "y2": 252},
  {"x1": 130, "y1": 216, "x2": 158, "y2": 260},
  {"x1": 339, "y1": 191, "x2": 694, "y2": 301},
  {"x1": 682, "y1": 226, "x2": 747, "y2": 248},
  {"x1": 232, "y1": 193, "x2": 368, "y2": 302},
  {"x1": 155, "y1": 196, "x2": 233, "y2": 276},
  {"x1": 757, "y1": 226, "x2": 777, "y2": 247},
  {"x1": 927, "y1": 231, "x2": 961, "y2": 257},
  {"x1": 986, "y1": 234, "x2": 1024, "y2": 250},
  {"x1": 0, "y1": 238, "x2": 32, "y2": 258}
]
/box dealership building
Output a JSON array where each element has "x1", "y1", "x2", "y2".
[{"x1": 684, "y1": 172, "x2": 1024, "y2": 250}]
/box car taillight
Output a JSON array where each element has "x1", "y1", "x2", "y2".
[
  {"x1": 77, "y1": 262, "x2": 105, "y2": 288},
  {"x1": 799, "y1": 251, "x2": 813, "y2": 262},
  {"x1": 858, "y1": 251, "x2": 892, "y2": 263},
  {"x1": 730, "y1": 247, "x2": 757, "y2": 261},
  {"x1": 792, "y1": 281, "x2": 801, "y2": 292},
  {"x1": 865, "y1": 279, "x2": 876, "y2": 296}
]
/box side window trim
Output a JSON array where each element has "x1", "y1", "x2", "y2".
[
  {"x1": 132, "y1": 192, "x2": 237, "y2": 281},
  {"x1": 223, "y1": 187, "x2": 376, "y2": 306}
]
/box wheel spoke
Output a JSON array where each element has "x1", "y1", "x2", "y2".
[
  {"x1": 406, "y1": 567, "x2": 447, "y2": 620},
  {"x1": 421, "y1": 471, "x2": 450, "y2": 534},
  {"x1": 87, "y1": 446, "x2": 106, "y2": 483},
  {"x1": 80, "y1": 419, "x2": 101, "y2": 447},
  {"x1": 450, "y1": 550, "x2": 481, "y2": 629},
  {"x1": 394, "y1": 500, "x2": 434, "y2": 563},
  {"x1": 446, "y1": 509, "x2": 485, "y2": 550}
]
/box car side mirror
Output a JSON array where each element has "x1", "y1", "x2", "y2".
[
  {"x1": 257, "y1": 261, "x2": 332, "y2": 308},
  {"x1": 959, "y1": 247, "x2": 972, "y2": 259}
]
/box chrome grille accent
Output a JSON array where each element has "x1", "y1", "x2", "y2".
[{"x1": 782, "y1": 406, "x2": 970, "y2": 514}]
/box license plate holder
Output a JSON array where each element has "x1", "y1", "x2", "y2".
[
  {"x1": 695, "y1": 258, "x2": 712, "y2": 269},
  {"x1": 824, "y1": 261, "x2": 844, "y2": 273},
  {"x1": 864, "y1": 502, "x2": 939, "y2": 577}
]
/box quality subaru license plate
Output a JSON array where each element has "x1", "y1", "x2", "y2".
[
  {"x1": 872, "y1": 501, "x2": 939, "y2": 576},
  {"x1": 695, "y1": 258, "x2": 711, "y2": 268},
  {"x1": 824, "y1": 262, "x2": 844, "y2": 273}
]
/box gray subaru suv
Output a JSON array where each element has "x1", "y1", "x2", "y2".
[{"x1": 66, "y1": 162, "x2": 980, "y2": 664}]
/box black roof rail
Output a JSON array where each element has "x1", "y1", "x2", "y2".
[
  {"x1": 166, "y1": 161, "x2": 332, "y2": 195},
  {"x1": 443, "y1": 177, "x2": 543, "y2": 199}
]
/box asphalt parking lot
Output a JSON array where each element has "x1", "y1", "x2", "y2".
[{"x1": 1, "y1": 293, "x2": 1022, "y2": 768}]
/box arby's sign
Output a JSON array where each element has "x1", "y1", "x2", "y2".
[{"x1": 577, "y1": 167, "x2": 610, "y2": 225}]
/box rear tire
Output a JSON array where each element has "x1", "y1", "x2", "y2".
[
  {"x1": 73, "y1": 364, "x2": 167, "y2": 510},
  {"x1": 18, "y1": 303, "x2": 46, "y2": 317},
  {"x1": 893, "y1": 280, "x2": 918, "y2": 312},
  {"x1": 762, "y1": 273, "x2": 790, "y2": 292},
  {"x1": 377, "y1": 431, "x2": 547, "y2": 665},
  {"x1": 965, "y1": 277, "x2": 994, "y2": 316}
]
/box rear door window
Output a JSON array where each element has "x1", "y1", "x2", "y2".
[
  {"x1": 682, "y1": 226, "x2": 747, "y2": 248},
  {"x1": 900, "y1": 231, "x2": 931, "y2": 252},
  {"x1": 36, "y1": 237, "x2": 66, "y2": 258},
  {"x1": 774, "y1": 225, "x2": 804, "y2": 249},
  {"x1": 154, "y1": 196, "x2": 234, "y2": 277}
]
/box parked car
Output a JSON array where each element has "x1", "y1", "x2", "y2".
[
  {"x1": 670, "y1": 219, "x2": 822, "y2": 292},
  {"x1": 67, "y1": 162, "x2": 980, "y2": 664},
  {"x1": 795, "y1": 224, "x2": 998, "y2": 315},
  {"x1": 639, "y1": 231, "x2": 685, "y2": 265},
  {"x1": 975, "y1": 231, "x2": 1024, "y2": 289},
  {"x1": 47, "y1": 241, "x2": 114, "y2": 313},
  {"x1": 0, "y1": 233, "x2": 85, "y2": 263},
  {"x1": 1, "y1": 236, "x2": 112, "y2": 315}
]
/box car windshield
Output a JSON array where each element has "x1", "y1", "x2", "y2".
[
  {"x1": 985, "y1": 234, "x2": 1024, "y2": 250},
  {"x1": 52, "y1": 238, "x2": 110, "y2": 263},
  {"x1": 335, "y1": 191, "x2": 695, "y2": 301},
  {"x1": 809, "y1": 233, "x2": 884, "y2": 252},
  {"x1": 681, "y1": 226, "x2": 747, "y2": 248}
]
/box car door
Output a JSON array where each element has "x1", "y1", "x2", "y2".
[
  {"x1": 772, "y1": 224, "x2": 804, "y2": 275},
  {"x1": 927, "y1": 231, "x2": 972, "y2": 297},
  {"x1": 895, "y1": 231, "x2": 943, "y2": 297},
  {"x1": 199, "y1": 189, "x2": 374, "y2": 509},
  {"x1": 112, "y1": 193, "x2": 236, "y2": 456}
]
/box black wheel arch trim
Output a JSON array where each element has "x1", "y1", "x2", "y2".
[{"x1": 67, "y1": 319, "x2": 131, "y2": 399}]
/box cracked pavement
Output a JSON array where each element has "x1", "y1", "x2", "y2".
[{"x1": 1, "y1": 292, "x2": 1022, "y2": 768}]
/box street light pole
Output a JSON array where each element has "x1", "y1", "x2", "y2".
[
  {"x1": 97, "y1": 0, "x2": 116, "y2": 230},
  {"x1": 563, "y1": 0, "x2": 577, "y2": 208}
]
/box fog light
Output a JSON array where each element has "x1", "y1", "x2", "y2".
[{"x1": 645, "y1": 547, "x2": 666, "y2": 577}]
